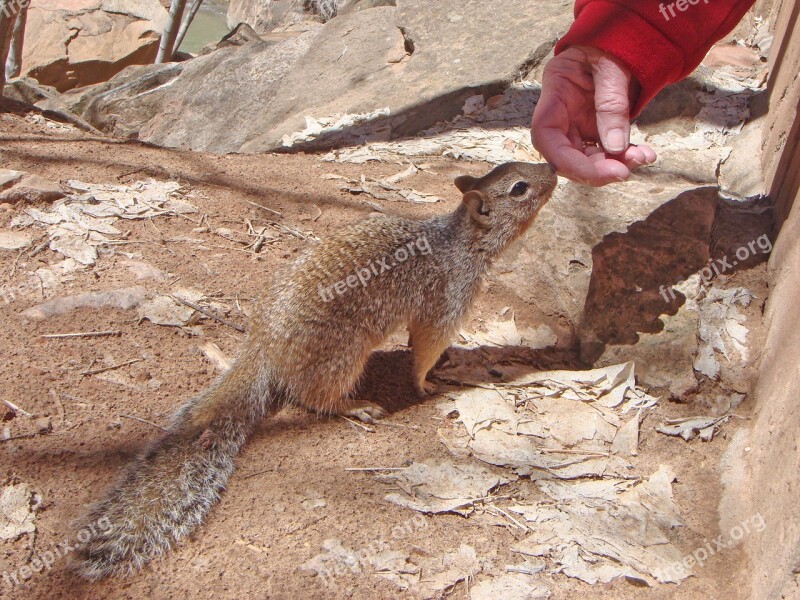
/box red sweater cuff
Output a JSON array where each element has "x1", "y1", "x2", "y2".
[{"x1": 554, "y1": 3, "x2": 686, "y2": 116}]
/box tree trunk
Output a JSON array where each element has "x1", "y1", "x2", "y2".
[
  {"x1": 0, "y1": 0, "x2": 17, "y2": 96},
  {"x1": 172, "y1": 0, "x2": 204, "y2": 56},
  {"x1": 155, "y1": 0, "x2": 187, "y2": 64},
  {"x1": 5, "y1": 3, "x2": 28, "y2": 80}
]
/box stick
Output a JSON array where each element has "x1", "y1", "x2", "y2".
[
  {"x1": 486, "y1": 505, "x2": 530, "y2": 532},
  {"x1": 344, "y1": 467, "x2": 408, "y2": 472},
  {"x1": 246, "y1": 200, "x2": 282, "y2": 217},
  {"x1": 170, "y1": 295, "x2": 245, "y2": 333},
  {"x1": 41, "y1": 331, "x2": 121, "y2": 340},
  {"x1": 0, "y1": 432, "x2": 37, "y2": 442},
  {"x1": 3, "y1": 399, "x2": 32, "y2": 417},
  {"x1": 119, "y1": 414, "x2": 168, "y2": 432},
  {"x1": 242, "y1": 468, "x2": 276, "y2": 480},
  {"x1": 82, "y1": 358, "x2": 143, "y2": 377},
  {"x1": 340, "y1": 415, "x2": 374, "y2": 433}
]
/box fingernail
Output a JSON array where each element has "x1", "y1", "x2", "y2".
[{"x1": 605, "y1": 128, "x2": 626, "y2": 153}]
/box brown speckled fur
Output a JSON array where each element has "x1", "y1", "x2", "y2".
[{"x1": 72, "y1": 162, "x2": 558, "y2": 578}]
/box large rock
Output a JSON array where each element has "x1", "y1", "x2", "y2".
[
  {"x1": 69, "y1": 0, "x2": 571, "y2": 153},
  {"x1": 227, "y1": 0, "x2": 394, "y2": 32},
  {"x1": 21, "y1": 0, "x2": 168, "y2": 92},
  {"x1": 228, "y1": 0, "x2": 304, "y2": 32}
]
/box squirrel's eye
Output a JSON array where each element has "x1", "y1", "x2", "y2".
[{"x1": 510, "y1": 181, "x2": 529, "y2": 197}]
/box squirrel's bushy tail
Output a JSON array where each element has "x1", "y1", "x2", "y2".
[{"x1": 72, "y1": 355, "x2": 271, "y2": 579}]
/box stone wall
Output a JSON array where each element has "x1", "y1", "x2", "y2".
[{"x1": 742, "y1": 0, "x2": 800, "y2": 596}]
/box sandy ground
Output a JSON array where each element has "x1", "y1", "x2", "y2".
[{"x1": 0, "y1": 110, "x2": 766, "y2": 599}]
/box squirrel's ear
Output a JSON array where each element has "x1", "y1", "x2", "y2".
[
  {"x1": 462, "y1": 190, "x2": 491, "y2": 228},
  {"x1": 454, "y1": 175, "x2": 478, "y2": 193}
]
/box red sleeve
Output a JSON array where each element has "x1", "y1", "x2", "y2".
[{"x1": 555, "y1": 0, "x2": 757, "y2": 115}]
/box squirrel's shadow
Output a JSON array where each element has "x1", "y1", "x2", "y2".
[
  {"x1": 25, "y1": 343, "x2": 577, "y2": 597},
  {"x1": 352, "y1": 343, "x2": 581, "y2": 415},
  {"x1": 13, "y1": 343, "x2": 579, "y2": 470}
]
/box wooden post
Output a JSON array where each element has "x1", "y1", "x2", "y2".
[
  {"x1": 155, "y1": 0, "x2": 187, "y2": 64},
  {"x1": 172, "y1": 0, "x2": 205, "y2": 56},
  {"x1": 5, "y1": 1, "x2": 28, "y2": 80}
]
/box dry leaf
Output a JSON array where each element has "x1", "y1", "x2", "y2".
[
  {"x1": 0, "y1": 483, "x2": 40, "y2": 541},
  {"x1": 0, "y1": 231, "x2": 33, "y2": 250},
  {"x1": 377, "y1": 461, "x2": 509, "y2": 515},
  {"x1": 414, "y1": 544, "x2": 481, "y2": 599},
  {"x1": 470, "y1": 574, "x2": 550, "y2": 600}
]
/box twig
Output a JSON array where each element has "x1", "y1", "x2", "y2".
[
  {"x1": 0, "y1": 432, "x2": 38, "y2": 443},
  {"x1": 344, "y1": 467, "x2": 408, "y2": 472},
  {"x1": 82, "y1": 358, "x2": 143, "y2": 377},
  {"x1": 41, "y1": 331, "x2": 121, "y2": 340},
  {"x1": 170, "y1": 295, "x2": 245, "y2": 333},
  {"x1": 3, "y1": 399, "x2": 32, "y2": 417},
  {"x1": 486, "y1": 505, "x2": 530, "y2": 532},
  {"x1": 198, "y1": 243, "x2": 257, "y2": 256},
  {"x1": 119, "y1": 414, "x2": 168, "y2": 432},
  {"x1": 9, "y1": 249, "x2": 23, "y2": 277},
  {"x1": 242, "y1": 468, "x2": 276, "y2": 480},
  {"x1": 265, "y1": 221, "x2": 317, "y2": 242},
  {"x1": 536, "y1": 448, "x2": 611, "y2": 457},
  {"x1": 246, "y1": 200, "x2": 282, "y2": 217},
  {"x1": 26, "y1": 234, "x2": 50, "y2": 259},
  {"x1": 340, "y1": 415, "x2": 374, "y2": 433}
]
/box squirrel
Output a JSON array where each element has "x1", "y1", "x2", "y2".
[{"x1": 71, "y1": 162, "x2": 558, "y2": 578}]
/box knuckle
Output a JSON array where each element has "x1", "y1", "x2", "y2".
[{"x1": 595, "y1": 95, "x2": 629, "y2": 114}]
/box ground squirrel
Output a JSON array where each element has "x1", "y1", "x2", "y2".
[{"x1": 72, "y1": 162, "x2": 558, "y2": 578}]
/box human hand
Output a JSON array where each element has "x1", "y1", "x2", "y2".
[{"x1": 531, "y1": 46, "x2": 657, "y2": 186}]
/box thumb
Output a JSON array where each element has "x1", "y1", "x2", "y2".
[{"x1": 591, "y1": 54, "x2": 632, "y2": 154}]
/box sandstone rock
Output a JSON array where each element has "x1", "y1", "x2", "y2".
[
  {"x1": 0, "y1": 175, "x2": 64, "y2": 204},
  {"x1": 228, "y1": 0, "x2": 320, "y2": 33},
  {"x1": 2, "y1": 77, "x2": 60, "y2": 106},
  {"x1": 4, "y1": 78, "x2": 102, "y2": 133},
  {"x1": 0, "y1": 170, "x2": 25, "y2": 191},
  {"x1": 339, "y1": 0, "x2": 396, "y2": 15},
  {"x1": 719, "y1": 118, "x2": 767, "y2": 199},
  {"x1": 73, "y1": 0, "x2": 571, "y2": 154},
  {"x1": 21, "y1": 0, "x2": 168, "y2": 92},
  {"x1": 228, "y1": 0, "x2": 391, "y2": 33}
]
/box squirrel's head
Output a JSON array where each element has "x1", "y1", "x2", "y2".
[{"x1": 454, "y1": 162, "x2": 557, "y2": 250}]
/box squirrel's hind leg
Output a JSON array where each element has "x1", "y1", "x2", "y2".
[{"x1": 294, "y1": 351, "x2": 387, "y2": 423}]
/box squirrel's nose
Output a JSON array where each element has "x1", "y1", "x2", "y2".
[{"x1": 545, "y1": 163, "x2": 556, "y2": 175}]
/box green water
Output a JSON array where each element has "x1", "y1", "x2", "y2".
[{"x1": 178, "y1": 0, "x2": 231, "y2": 55}]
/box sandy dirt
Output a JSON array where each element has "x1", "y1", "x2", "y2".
[{"x1": 0, "y1": 110, "x2": 766, "y2": 599}]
